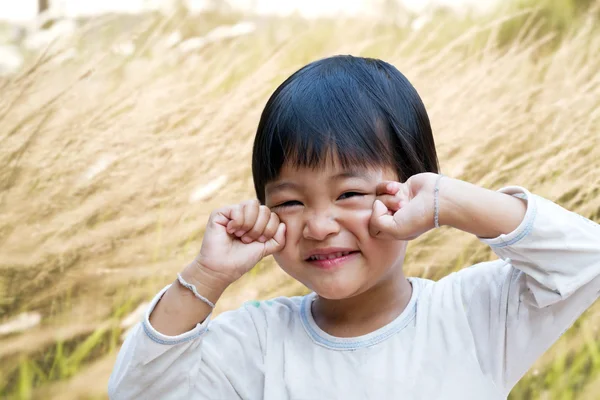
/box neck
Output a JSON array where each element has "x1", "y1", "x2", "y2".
[{"x1": 311, "y1": 264, "x2": 412, "y2": 338}]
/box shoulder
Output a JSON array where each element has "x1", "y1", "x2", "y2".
[
  {"x1": 453, "y1": 259, "x2": 516, "y2": 288},
  {"x1": 215, "y1": 293, "x2": 307, "y2": 328},
  {"x1": 206, "y1": 294, "x2": 308, "y2": 348},
  {"x1": 242, "y1": 294, "x2": 306, "y2": 318},
  {"x1": 411, "y1": 258, "x2": 517, "y2": 304}
]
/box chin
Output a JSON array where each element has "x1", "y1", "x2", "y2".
[{"x1": 310, "y1": 282, "x2": 362, "y2": 300}]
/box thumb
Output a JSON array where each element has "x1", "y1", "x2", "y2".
[
  {"x1": 369, "y1": 199, "x2": 398, "y2": 238},
  {"x1": 263, "y1": 222, "x2": 286, "y2": 256}
]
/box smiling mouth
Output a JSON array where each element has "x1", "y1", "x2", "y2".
[
  {"x1": 306, "y1": 251, "x2": 358, "y2": 261},
  {"x1": 304, "y1": 251, "x2": 361, "y2": 272}
]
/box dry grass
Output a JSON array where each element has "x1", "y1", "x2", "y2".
[{"x1": 0, "y1": 7, "x2": 599, "y2": 399}]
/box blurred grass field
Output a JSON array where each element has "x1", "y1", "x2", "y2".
[{"x1": 1, "y1": 0, "x2": 600, "y2": 398}]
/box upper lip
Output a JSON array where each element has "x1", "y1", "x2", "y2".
[{"x1": 304, "y1": 247, "x2": 358, "y2": 260}]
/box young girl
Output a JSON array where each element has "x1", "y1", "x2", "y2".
[{"x1": 108, "y1": 56, "x2": 600, "y2": 399}]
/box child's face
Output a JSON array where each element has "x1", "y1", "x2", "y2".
[{"x1": 265, "y1": 158, "x2": 408, "y2": 300}]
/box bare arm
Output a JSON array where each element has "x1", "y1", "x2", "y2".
[
  {"x1": 149, "y1": 262, "x2": 229, "y2": 336},
  {"x1": 438, "y1": 177, "x2": 527, "y2": 239}
]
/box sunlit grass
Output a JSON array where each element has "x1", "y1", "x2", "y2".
[{"x1": 0, "y1": 2, "x2": 599, "y2": 398}]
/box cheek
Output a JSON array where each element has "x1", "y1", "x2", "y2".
[
  {"x1": 273, "y1": 214, "x2": 302, "y2": 264},
  {"x1": 374, "y1": 238, "x2": 407, "y2": 257},
  {"x1": 341, "y1": 206, "x2": 373, "y2": 239},
  {"x1": 344, "y1": 208, "x2": 406, "y2": 259},
  {"x1": 273, "y1": 250, "x2": 305, "y2": 283},
  {"x1": 278, "y1": 214, "x2": 302, "y2": 242}
]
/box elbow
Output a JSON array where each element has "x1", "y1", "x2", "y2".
[
  {"x1": 107, "y1": 376, "x2": 119, "y2": 400},
  {"x1": 108, "y1": 365, "x2": 129, "y2": 400}
]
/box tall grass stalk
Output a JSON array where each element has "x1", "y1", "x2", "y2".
[{"x1": 0, "y1": 3, "x2": 599, "y2": 398}]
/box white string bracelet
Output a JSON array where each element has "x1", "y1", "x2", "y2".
[
  {"x1": 176, "y1": 273, "x2": 216, "y2": 309},
  {"x1": 434, "y1": 174, "x2": 445, "y2": 228}
]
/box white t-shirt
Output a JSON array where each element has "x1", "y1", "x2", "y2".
[{"x1": 108, "y1": 187, "x2": 600, "y2": 399}]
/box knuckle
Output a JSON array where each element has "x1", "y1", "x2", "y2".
[
  {"x1": 232, "y1": 211, "x2": 243, "y2": 222},
  {"x1": 259, "y1": 205, "x2": 270, "y2": 214},
  {"x1": 265, "y1": 223, "x2": 277, "y2": 235},
  {"x1": 248, "y1": 224, "x2": 262, "y2": 235},
  {"x1": 242, "y1": 221, "x2": 254, "y2": 230}
]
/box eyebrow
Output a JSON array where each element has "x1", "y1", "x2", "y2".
[{"x1": 266, "y1": 170, "x2": 372, "y2": 193}]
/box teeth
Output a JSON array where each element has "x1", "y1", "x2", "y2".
[{"x1": 309, "y1": 251, "x2": 352, "y2": 261}]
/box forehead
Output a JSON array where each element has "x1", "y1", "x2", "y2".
[
  {"x1": 279, "y1": 163, "x2": 367, "y2": 182},
  {"x1": 265, "y1": 159, "x2": 396, "y2": 194}
]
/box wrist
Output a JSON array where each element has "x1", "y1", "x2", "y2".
[
  {"x1": 433, "y1": 173, "x2": 444, "y2": 228},
  {"x1": 179, "y1": 260, "x2": 231, "y2": 305},
  {"x1": 436, "y1": 177, "x2": 523, "y2": 238},
  {"x1": 437, "y1": 176, "x2": 462, "y2": 229}
]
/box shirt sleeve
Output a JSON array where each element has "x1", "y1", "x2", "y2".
[
  {"x1": 458, "y1": 186, "x2": 600, "y2": 396},
  {"x1": 108, "y1": 284, "x2": 267, "y2": 400}
]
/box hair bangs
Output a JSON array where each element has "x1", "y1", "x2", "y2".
[
  {"x1": 278, "y1": 91, "x2": 395, "y2": 173},
  {"x1": 252, "y1": 55, "x2": 439, "y2": 204},
  {"x1": 253, "y1": 64, "x2": 395, "y2": 202}
]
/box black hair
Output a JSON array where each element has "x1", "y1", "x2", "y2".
[{"x1": 252, "y1": 55, "x2": 439, "y2": 204}]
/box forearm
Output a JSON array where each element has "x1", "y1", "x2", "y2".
[
  {"x1": 149, "y1": 262, "x2": 229, "y2": 336},
  {"x1": 438, "y1": 177, "x2": 527, "y2": 239}
]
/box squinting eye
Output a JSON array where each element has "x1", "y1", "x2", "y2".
[
  {"x1": 338, "y1": 192, "x2": 365, "y2": 200},
  {"x1": 276, "y1": 200, "x2": 303, "y2": 208}
]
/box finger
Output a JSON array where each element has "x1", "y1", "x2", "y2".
[
  {"x1": 238, "y1": 200, "x2": 259, "y2": 236},
  {"x1": 376, "y1": 194, "x2": 403, "y2": 213},
  {"x1": 369, "y1": 199, "x2": 400, "y2": 238},
  {"x1": 226, "y1": 204, "x2": 244, "y2": 234},
  {"x1": 210, "y1": 207, "x2": 232, "y2": 228},
  {"x1": 259, "y1": 212, "x2": 280, "y2": 243},
  {"x1": 264, "y1": 222, "x2": 286, "y2": 256},
  {"x1": 241, "y1": 205, "x2": 271, "y2": 243},
  {"x1": 398, "y1": 182, "x2": 411, "y2": 201},
  {"x1": 375, "y1": 181, "x2": 401, "y2": 196},
  {"x1": 390, "y1": 196, "x2": 428, "y2": 236}
]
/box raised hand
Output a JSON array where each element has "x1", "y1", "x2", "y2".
[
  {"x1": 369, "y1": 172, "x2": 440, "y2": 241},
  {"x1": 194, "y1": 199, "x2": 286, "y2": 287}
]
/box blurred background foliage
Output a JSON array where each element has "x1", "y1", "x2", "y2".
[{"x1": 0, "y1": 0, "x2": 599, "y2": 398}]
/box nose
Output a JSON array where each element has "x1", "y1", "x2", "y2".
[{"x1": 303, "y1": 208, "x2": 340, "y2": 241}]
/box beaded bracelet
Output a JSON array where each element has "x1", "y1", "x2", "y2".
[
  {"x1": 434, "y1": 174, "x2": 445, "y2": 228},
  {"x1": 176, "y1": 273, "x2": 216, "y2": 309}
]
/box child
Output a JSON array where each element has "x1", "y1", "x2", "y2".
[{"x1": 108, "y1": 56, "x2": 600, "y2": 399}]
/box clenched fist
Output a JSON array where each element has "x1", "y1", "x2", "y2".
[{"x1": 193, "y1": 200, "x2": 286, "y2": 287}]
